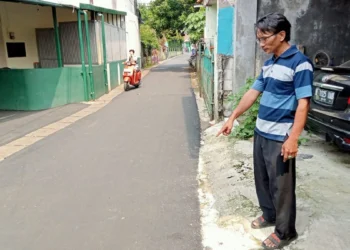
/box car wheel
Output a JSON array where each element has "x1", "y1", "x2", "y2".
[{"x1": 325, "y1": 133, "x2": 332, "y2": 142}]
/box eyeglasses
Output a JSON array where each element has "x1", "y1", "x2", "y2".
[{"x1": 256, "y1": 33, "x2": 276, "y2": 44}]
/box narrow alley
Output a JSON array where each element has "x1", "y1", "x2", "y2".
[{"x1": 0, "y1": 56, "x2": 202, "y2": 250}]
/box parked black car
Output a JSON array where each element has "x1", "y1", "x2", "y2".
[{"x1": 307, "y1": 61, "x2": 350, "y2": 151}]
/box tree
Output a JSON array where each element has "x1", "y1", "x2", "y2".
[
  {"x1": 184, "y1": 7, "x2": 205, "y2": 43},
  {"x1": 138, "y1": 3, "x2": 151, "y2": 24},
  {"x1": 139, "y1": 0, "x2": 197, "y2": 38},
  {"x1": 140, "y1": 25, "x2": 159, "y2": 49}
]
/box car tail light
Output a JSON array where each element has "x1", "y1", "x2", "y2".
[
  {"x1": 348, "y1": 97, "x2": 350, "y2": 105},
  {"x1": 344, "y1": 138, "x2": 350, "y2": 144}
]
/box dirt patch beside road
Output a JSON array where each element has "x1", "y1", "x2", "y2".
[{"x1": 200, "y1": 124, "x2": 350, "y2": 250}]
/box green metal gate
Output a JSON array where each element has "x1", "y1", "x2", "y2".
[{"x1": 198, "y1": 48, "x2": 214, "y2": 119}]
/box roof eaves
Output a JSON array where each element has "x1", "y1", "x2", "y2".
[
  {"x1": 0, "y1": 0, "x2": 79, "y2": 9},
  {"x1": 1, "y1": 0, "x2": 64, "y2": 7},
  {"x1": 79, "y1": 3, "x2": 127, "y2": 16}
]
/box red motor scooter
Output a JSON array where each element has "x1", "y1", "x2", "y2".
[{"x1": 123, "y1": 62, "x2": 141, "y2": 91}]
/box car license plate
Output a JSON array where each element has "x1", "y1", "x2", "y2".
[{"x1": 314, "y1": 87, "x2": 335, "y2": 105}]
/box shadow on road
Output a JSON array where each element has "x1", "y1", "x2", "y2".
[
  {"x1": 151, "y1": 66, "x2": 190, "y2": 73},
  {"x1": 0, "y1": 104, "x2": 88, "y2": 146},
  {"x1": 182, "y1": 95, "x2": 201, "y2": 160}
]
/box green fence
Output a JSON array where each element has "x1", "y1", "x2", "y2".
[
  {"x1": 109, "y1": 62, "x2": 119, "y2": 89},
  {"x1": 119, "y1": 61, "x2": 124, "y2": 83},
  {"x1": 198, "y1": 49, "x2": 214, "y2": 119},
  {"x1": 0, "y1": 59, "x2": 129, "y2": 111},
  {"x1": 0, "y1": 67, "x2": 85, "y2": 110},
  {"x1": 92, "y1": 65, "x2": 106, "y2": 99},
  {"x1": 109, "y1": 60, "x2": 126, "y2": 89},
  {"x1": 168, "y1": 47, "x2": 183, "y2": 59}
]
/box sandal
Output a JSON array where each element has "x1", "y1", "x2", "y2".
[
  {"x1": 262, "y1": 232, "x2": 298, "y2": 249},
  {"x1": 251, "y1": 216, "x2": 275, "y2": 229}
]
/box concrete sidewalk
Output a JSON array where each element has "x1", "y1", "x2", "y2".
[{"x1": 0, "y1": 104, "x2": 88, "y2": 147}]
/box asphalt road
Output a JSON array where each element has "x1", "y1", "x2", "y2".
[{"x1": 0, "y1": 55, "x2": 202, "y2": 250}]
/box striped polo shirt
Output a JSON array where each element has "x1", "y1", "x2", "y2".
[{"x1": 252, "y1": 45, "x2": 313, "y2": 142}]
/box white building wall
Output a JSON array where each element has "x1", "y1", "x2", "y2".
[
  {"x1": 122, "y1": 0, "x2": 140, "y2": 60},
  {"x1": 204, "y1": 5, "x2": 217, "y2": 43},
  {"x1": 125, "y1": 13, "x2": 141, "y2": 60},
  {"x1": 124, "y1": 0, "x2": 136, "y2": 14}
]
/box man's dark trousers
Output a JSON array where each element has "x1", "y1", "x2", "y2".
[{"x1": 253, "y1": 132, "x2": 297, "y2": 239}]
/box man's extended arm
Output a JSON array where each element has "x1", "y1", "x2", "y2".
[
  {"x1": 229, "y1": 89, "x2": 261, "y2": 122},
  {"x1": 217, "y1": 89, "x2": 261, "y2": 136}
]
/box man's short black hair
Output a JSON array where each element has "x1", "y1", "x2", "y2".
[
  {"x1": 129, "y1": 49, "x2": 135, "y2": 53},
  {"x1": 256, "y1": 13, "x2": 291, "y2": 42}
]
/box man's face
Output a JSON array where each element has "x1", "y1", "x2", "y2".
[{"x1": 256, "y1": 29, "x2": 285, "y2": 54}]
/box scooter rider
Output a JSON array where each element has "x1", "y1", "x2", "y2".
[
  {"x1": 188, "y1": 44, "x2": 197, "y2": 66},
  {"x1": 127, "y1": 49, "x2": 139, "y2": 70}
]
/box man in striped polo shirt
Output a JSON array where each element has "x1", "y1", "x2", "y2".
[{"x1": 217, "y1": 13, "x2": 313, "y2": 249}]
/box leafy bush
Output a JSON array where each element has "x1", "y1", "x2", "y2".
[{"x1": 227, "y1": 77, "x2": 260, "y2": 140}]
